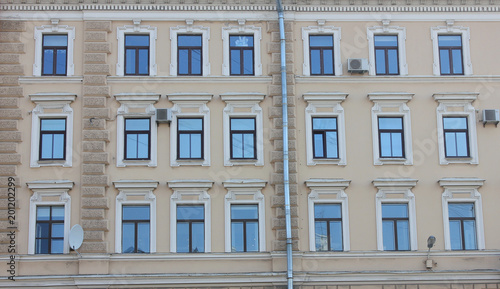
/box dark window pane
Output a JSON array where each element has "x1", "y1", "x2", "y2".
[
  {"x1": 123, "y1": 206, "x2": 150, "y2": 221},
  {"x1": 35, "y1": 239, "x2": 49, "y2": 254},
  {"x1": 243, "y1": 49, "x2": 253, "y2": 75},
  {"x1": 56, "y1": 49, "x2": 67, "y2": 75},
  {"x1": 37, "y1": 206, "x2": 51, "y2": 221},
  {"x1": 310, "y1": 35, "x2": 333, "y2": 47},
  {"x1": 315, "y1": 221, "x2": 328, "y2": 251},
  {"x1": 178, "y1": 49, "x2": 189, "y2": 74},
  {"x1": 440, "y1": 50, "x2": 451, "y2": 74},
  {"x1": 310, "y1": 50, "x2": 321, "y2": 75},
  {"x1": 125, "y1": 49, "x2": 136, "y2": 74},
  {"x1": 51, "y1": 223, "x2": 64, "y2": 238},
  {"x1": 375, "y1": 49, "x2": 386, "y2": 74},
  {"x1": 388, "y1": 49, "x2": 398, "y2": 74},
  {"x1": 192, "y1": 222, "x2": 205, "y2": 252},
  {"x1": 178, "y1": 35, "x2": 202, "y2": 46},
  {"x1": 382, "y1": 220, "x2": 396, "y2": 250},
  {"x1": 43, "y1": 49, "x2": 54, "y2": 75},
  {"x1": 36, "y1": 223, "x2": 50, "y2": 238},
  {"x1": 191, "y1": 49, "x2": 202, "y2": 75},
  {"x1": 230, "y1": 50, "x2": 241, "y2": 75},
  {"x1": 323, "y1": 49, "x2": 334, "y2": 75},
  {"x1": 138, "y1": 49, "x2": 149, "y2": 74},
  {"x1": 452, "y1": 49, "x2": 463, "y2": 74},
  {"x1": 125, "y1": 35, "x2": 149, "y2": 46},
  {"x1": 314, "y1": 203, "x2": 341, "y2": 219}
]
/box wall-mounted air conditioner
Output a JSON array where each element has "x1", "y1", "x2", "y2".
[
  {"x1": 156, "y1": 108, "x2": 172, "y2": 123},
  {"x1": 347, "y1": 58, "x2": 368, "y2": 73},
  {"x1": 482, "y1": 109, "x2": 499, "y2": 127}
]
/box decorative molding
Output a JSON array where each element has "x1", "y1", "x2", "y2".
[
  {"x1": 367, "y1": 25, "x2": 407, "y2": 76},
  {"x1": 302, "y1": 25, "x2": 342, "y2": 76},
  {"x1": 116, "y1": 24, "x2": 157, "y2": 76},
  {"x1": 430, "y1": 24, "x2": 472, "y2": 76},
  {"x1": 33, "y1": 23, "x2": 75, "y2": 77},
  {"x1": 170, "y1": 24, "x2": 210, "y2": 76},
  {"x1": 222, "y1": 23, "x2": 262, "y2": 76}
]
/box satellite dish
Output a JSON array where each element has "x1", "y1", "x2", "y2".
[{"x1": 69, "y1": 224, "x2": 84, "y2": 252}]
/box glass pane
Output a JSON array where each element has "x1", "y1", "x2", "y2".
[
  {"x1": 243, "y1": 50, "x2": 253, "y2": 75},
  {"x1": 246, "y1": 222, "x2": 259, "y2": 252},
  {"x1": 230, "y1": 35, "x2": 253, "y2": 47},
  {"x1": 125, "y1": 119, "x2": 150, "y2": 131},
  {"x1": 191, "y1": 49, "x2": 202, "y2": 75},
  {"x1": 379, "y1": 117, "x2": 402, "y2": 130},
  {"x1": 37, "y1": 206, "x2": 51, "y2": 221},
  {"x1": 391, "y1": 133, "x2": 403, "y2": 157},
  {"x1": 177, "y1": 205, "x2": 204, "y2": 220},
  {"x1": 137, "y1": 222, "x2": 150, "y2": 253},
  {"x1": 51, "y1": 239, "x2": 64, "y2": 254},
  {"x1": 380, "y1": 132, "x2": 392, "y2": 157},
  {"x1": 43, "y1": 49, "x2": 54, "y2": 74},
  {"x1": 310, "y1": 35, "x2": 333, "y2": 47},
  {"x1": 36, "y1": 223, "x2": 50, "y2": 238},
  {"x1": 443, "y1": 117, "x2": 467, "y2": 129},
  {"x1": 375, "y1": 35, "x2": 397, "y2": 47},
  {"x1": 330, "y1": 221, "x2": 343, "y2": 251},
  {"x1": 388, "y1": 49, "x2": 398, "y2": 74},
  {"x1": 138, "y1": 49, "x2": 149, "y2": 75},
  {"x1": 382, "y1": 204, "x2": 408, "y2": 218},
  {"x1": 456, "y1": 132, "x2": 468, "y2": 157},
  {"x1": 192, "y1": 222, "x2": 205, "y2": 252},
  {"x1": 230, "y1": 49, "x2": 241, "y2": 75},
  {"x1": 41, "y1": 119, "x2": 66, "y2": 131},
  {"x1": 52, "y1": 134, "x2": 64, "y2": 159},
  {"x1": 382, "y1": 220, "x2": 395, "y2": 250},
  {"x1": 176, "y1": 222, "x2": 189, "y2": 253},
  {"x1": 232, "y1": 134, "x2": 243, "y2": 158},
  {"x1": 178, "y1": 134, "x2": 190, "y2": 158},
  {"x1": 315, "y1": 221, "x2": 328, "y2": 251},
  {"x1": 52, "y1": 206, "x2": 65, "y2": 220},
  {"x1": 178, "y1": 35, "x2": 202, "y2": 47},
  {"x1": 51, "y1": 223, "x2": 64, "y2": 238},
  {"x1": 125, "y1": 35, "x2": 149, "y2": 46},
  {"x1": 231, "y1": 118, "x2": 255, "y2": 131},
  {"x1": 396, "y1": 220, "x2": 410, "y2": 250},
  {"x1": 41, "y1": 134, "x2": 54, "y2": 159},
  {"x1": 44, "y1": 35, "x2": 67, "y2": 46},
  {"x1": 190, "y1": 134, "x2": 202, "y2": 158},
  {"x1": 313, "y1": 118, "x2": 336, "y2": 130},
  {"x1": 232, "y1": 205, "x2": 258, "y2": 219},
  {"x1": 449, "y1": 203, "x2": 475, "y2": 218},
  {"x1": 449, "y1": 220, "x2": 462, "y2": 250},
  {"x1": 440, "y1": 49, "x2": 450, "y2": 74},
  {"x1": 438, "y1": 35, "x2": 462, "y2": 47},
  {"x1": 35, "y1": 239, "x2": 49, "y2": 254},
  {"x1": 463, "y1": 220, "x2": 477, "y2": 250},
  {"x1": 56, "y1": 49, "x2": 67, "y2": 75},
  {"x1": 243, "y1": 134, "x2": 255, "y2": 158},
  {"x1": 126, "y1": 134, "x2": 138, "y2": 159},
  {"x1": 445, "y1": 132, "x2": 458, "y2": 157},
  {"x1": 325, "y1": 131, "x2": 338, "y2": 158},
  {"x1": 135, "y1": 134, "x2": 149, "y2": 159},
  {"x1": 231, "y1": 222, "x2": 244, "y2": 252},
  {"x1": 452, "y1": 49, "x2": 463, "y2": 74},
  {"x1": 323, "y1": 49, "x2": 334, "y2": 75},
  {"x1": 123, "y1": 206, "x2": 150, "y2": 221},
  {"x1": 179, "y1": 118, "x2": 202, "y2": 131},
  {"x1": 375, "y1": 49, "x2": 386, "y2": 74},
  {"x1": 313, "y1": 134, "x2": 324, "y2": 158},
  {"x1": 178, "y1": 49, "x2": 189, "y2": 74},
  {"x1": 125, "y1": 49, "x2": 136, "y2": 74},
  {"x1": 122, "y1": 222, "x2": 135, "y2": 253},
  {"x1": 314, "y1": 203, "x2": 341, "y2": 219},
  {"x1": 310, "y1": 49, "x2": 321, "y2": 74}
]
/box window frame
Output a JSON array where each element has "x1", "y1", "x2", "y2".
[
  {"x1": 377, "y1": 116, "x2": 405, "y2": 159},
  {"x1": 302, "y1": 24, "x2": 342, "y2": 76},
  {"x1": 27, "y1": 180, "x2": 73, "y2": 255},
  {"x1": 177, "y1": 117, "x2": 204, "y2": 160},
  {"x1": 176, "y1": 204, "x2": 206, "y2": 253},
  {"x1": 123, "y1": 118, "x2": 151, "y2": 161},
  {"x1": 177, "y1": 34, "x2": 203, "y2": 76},
  {"x1": 116, "y1": 23, "x2": 157, "y2": 77},
  {"x1": 222, "y1": 23, "x2": 262, "y2": 76},
  {"x1": 438, "y1": 35, "x2": 464, "y2": 76},
  {"x1": 431, "y1": 23, "x2": 472, "y2": 76},
  {"x1": 124, "y1": 34, "x2": 150, "y2": 76},
  {"x1": 308, "y1": 34, "x2": 335, "y2": 76},
  {"x1": 229, "y1": 117, "x2": 257, "y2": 160},
  {"x1": 121, "y1": 205, "x2": 151, "y2": 254},
  {"x1": 367, "y1": 24, "x2": 407, "y2": 76},
  {"x1": 304, "y1": 93, "x2": 347, "y2": 166},
  {"x1": 311, "y1": 116, "x2": 339, "y2": 159},
  {"x1": 381, "y1": 203, "x2": 410, "y2": 251},
  {"x1": 313, "y1": 203, "x2": 344, "y2": 252},
  {"x1": 41, "y1": 34, "x2": 68, "y2": 76},
  {"x1": 373, "y1": 178, "x2": 418, "y2": 251},
  {"x1": 170, "y1": 22, "x2": 210, "y2": 76},
  {"x1": 442, "y1": 116, "x2": 470, "y2": 158},
  {"x1": 373, "y1": 35, "x2": 399, "y2": 75},
  {"x1": 39, "y1": 118, "x2": 67, "y2": 161},
  {"x1": 229, "y1": 35, "x2": 255, "y2": 76},
  {"x1": 33, "y1": 23, "x2": 75, "y2": 77},
  {"x1": 447, "y1": 202, "x2": 477, "y2": 250},
  {"x1": 439, "y1": 178, "x2": 485, "y2": 251},
  {"x1": 306, "y1": 179, "x2": 350, "y2": 252}
]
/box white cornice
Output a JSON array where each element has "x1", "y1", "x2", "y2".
[
  {"x1": 167, "y1": 180, "x2": 214, "y2": 189},
  {"x1": 29, "y1": 93, "x2": 77, "y2": 104},
  {"x1": 114, "y1": 93, "x2": 161, "y2": 103},
  {"x1": 26, "y1": 180, "x2": 74, "y2": 190},
  {"x1": 433, "y1": 92, "x2": 479, "y2": 102},
  {"x1": 303, "y1": 92, "x2": 348, "y2": 102},
  {"x1": 305, "y1": 178, "x2": 351, "y2": 189},
  {"x1": 167, "y1": 93, "x2": 213, "y2": 103},
  {"x1": 372, "y1": 178, "x2": 418, "y2": 188},
  {"x1": 222, "y1": 179, "x2": 267, "y2": 189},
  {"x1": 220, "y1": 93, "x2": 266, "y2": 102},
  {"x1": 368, "y1": 92, "x2": 414, "y2": 102},
  {"x1": 113, "y1": 180, "x2": 159, "y2": 190},
  {"x1": 438, "y1": 177, "x2": 485, "y2": 188}
]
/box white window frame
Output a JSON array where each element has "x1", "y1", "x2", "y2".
[
  {"x1": 431, "y1": 21, "x2": 472, "y2": 76},
  {"x1": 438, "y1": 178, "x2": 485, "y2": 251},
  {"x1": 116, "y1": 22, "x2": 157, "y2": 76},
  {"x1": 304, "y1": 92, "x2": 347, "y2": 166},
  {"x1": 168, "y1": 180, "x2": 214, "y2": 253},
  {"x1": 113, "y1": 180, "x2": 158, "y2": 254},
  {"x1": 115, "y1": 93, "x2": 160, "y2": 167},
  {"x1": 368, "y1": 92, "x2": 414, "y2": 166},
  {"x1": 168, "y1": 93, "x2": 212, "y2": 167},
  {"x1": 170, "y1": 21, "x2": 210, "y2": 76},
  {"x1": 221, "y1": 93, "x2": 265, "y2": 166},
  {"x1": 302, "y1": 22, "x2": 342, "y2": 76},
  {"x1": 222, "y1": 21, "x2": 262, "y2": 76},
  {"x1": 223, "y1": 179, "x2": 267, "y2": 253},
  {"x1": 306, "y1": 178, "x2": 350, "y2": 252},
  {"x1": 373, "y1": 178, "x2": 418, "y2": 251},
  {"x1": 27, "y1": 180, "x2": 73, "y2": 255},
  {"x1": 33, "y1": 21, "x2": 75, "y2": 77},
  {"x1": 367, "y1": 22, "x2": 408, "y2": 76},
  {"x1": 29, "y1": 93, "x2": 76, "y2": 168},
  {"x1": 433, "y1": 92, "x2": 479, "y2": 165}
]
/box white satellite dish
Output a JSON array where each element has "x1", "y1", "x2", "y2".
[{"x1": 68, "y1": 224, "x2": 84, "y2": 256}]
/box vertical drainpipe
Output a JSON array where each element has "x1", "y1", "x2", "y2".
[{"x1": 276, "y1": 0, "x2": 293, "y2": 288}]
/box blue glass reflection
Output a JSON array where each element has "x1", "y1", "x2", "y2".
[{"x1": 125, "y1": 35, "x2": 149, "y2": 47}]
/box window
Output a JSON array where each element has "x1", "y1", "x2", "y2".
[
  {"x1": 382, "y1": 203, "x2": 410, "y2": 251},
  {"x1": 302, "y1": 23, "x2": 342, "y2": 76},
  {"x1": 178, "y1": 118, "x2": 203, "y2": 159},
  {"x1": 169, "y1": 180, "x2": 213, "y2": 253},
  {"x1": 178, "y1": 35, "x2": 202, "y2": 76},
  {"x1": 309, "y1": 35, "x2": 334, "y2": 75},
  {"x1": 306, "y1": 179, "x2": 350, "y2": 252},
  {"x1": 314, "y1": 203, "x2": 343, "y2": 251},
  {"x1": 448, "y1": 203, "x2": 477, "y2": 250},
  {"x1": 369, "y1": 93, "x2": 413, "y2": 165},
  {"x1": 39, "y1": 119, "x2": 66, "y2": 160},
  {"x1": 122, "y1": 205, "x2": 150, "y2": 253},
  {"x1": 374, "y1": 35, "x2": 398, "y2": 75},
  {"x1": 30, "y1": 93, "x2": 75, "y2": 168},
  {"x1": 114, "y1": 180, "x2": 158, "y2": 254},
  {"x1": 27, "y1": 180, "x2": 73, "y2": 255},
  {"x1": 169, "y1": 93, "x2": 212, "y2": 166},
  {"x1": 433, "y1": 93, "x2": 478, "y2": 165},
  {"x1": 230, "y1": 118, "x2": 256, "y2": 159},
  {"x1": 34, "y1": 22, "x2": 75, "y2": 77},
  {"x1": 116, "y1": 23, "x2": 157, "y2": 76},
  {"x1": 374, "y1": 179, "x2": 417, "y2": 251},
  {"x1": 304, "y1": 93, "x2": 347, "y2": 166},
  {"x1": 431, "y1": 22, "x2": 472, "y2": 76},
  {"x1": 115, "y1": 93, "x2": 159, "y2": 167},
  {"x1": 223, "y1": 179, "x2": 266, "y2": 253},
  {"x1": 367, "y1": 23, "x2": 407, "y2": 76},
  {"x1": 312, "y1": 117, "x2": 338, "y2": 159},
  {"x1": 378, "y1": 117, "x2": 404, "y2": 158},
  {"x1": 439, "y1": 178, "x2": 485, "y2": 251},
  {"x1": 124, "y1": 35, "x2": 149, "y2": 75},
  {"x1": 443, "y1": 117, "x2": 469, "y2": 158},
  {"x1": 229, "y1": 35, "x2": 254, "y2": 75},
  {"x1": 222, "y1": 23, "x2": 262, "y2": 76},
  {"x1": 177, "y1": 205, "x2": 205, "y2": 253},
  {"x1": 124, "y1": 118, "x2": 151, "y2": 160},
  {"x1": 42, "y1": 35, "x2": 67, "y2": 76}
]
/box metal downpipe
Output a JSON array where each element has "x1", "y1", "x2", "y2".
[{"x1": 276, "y1": 1, "x2": 293, "y2": 288}]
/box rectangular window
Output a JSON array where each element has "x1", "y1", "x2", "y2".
[
  {"x1": 378, "y1": 117, "x2": 404, "y2": 158},
  {"x1": 312, "y1": 117, "x2": 338, "y2": 159},
  {"x1": 231, "y1": 204, "x2": 259, "y2": 252},
  {"x1": 125, "y1": 35, "x2": 150, "y2": 75},
  {"x1": 39, "y1": 118, "x2": 66, "y2": 161},
  {"x1": 177, "y1": 205, "x2": 205, "y2": 253},
  {"x1": 314, "y1": 203, "x2": 343, "y2": 251},
  {"x1": 124, "y1": 118, "x2": 151, "y2": 160},
  {"x1": 230, "y1": 35, "x2": 254, "y2": 75},
  {"x1": 122, "y1": 205, "x2": 150, "y2": 253},
  {"x1": 374, "y1": 35, "x2": 399, "y2": 75},
  {"x1": 382, "y1": 203, "x2": 410, "y2": 251},
  {"x1": 35, "y1": 206, "x2": 64, "y2": 254},
  {"x1": 230, "y1": 118, "x2": 256, "y2": 159},
  {"x1": 177, "y1": 118, "x2": 203, "y2": 159},
  {"x1": 309, "y1": 35, "x2": 334, "y2": 75},
  {"x1": 42, "y1": 35, "x2": 68, "y2": 76},
  {"x1": 443, "y1": 117, "x2": 469, "y2": 158},
  {"x1": 439, "y1": 35, "x2": 463, "y2": 75},
  {"x1": 178, "y1": 35, "x2": 202, "y2": 76},
  {"x1": 449, "y1": 203, "x2": 477, "y2": 250}
]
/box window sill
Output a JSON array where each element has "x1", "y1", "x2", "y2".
[
  {"x1": 375, "y1": 158, "x2": 412, "y2": 165},
  {"x1": 117, "y1": 160, "x2": 156, "y2": 167},
  {"x1": 20, "y1": 76, "x2": 83, "y2": 84},
  {"x1": 441, "y1": 157, "x2": 476, "y2": 165},
  {"x1": 225, "y1": 158, "x2": 263, "y2": 166},
  {"x1": 309, "y1": 158, "x2": 346, "y2": 166},
  {"x1": 108, "y1": 76, "x2": 271, "y2": 83},
  {"x1": 32, "y1": 160, "x2": 70, "y2": 168},
  {"x1": 173, "y1": 159, "x2": 209, "y2": 166}
]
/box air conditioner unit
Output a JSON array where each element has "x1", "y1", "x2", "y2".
[
  {"x1": 347, "y1": 58, "x2": 368, "y2": 73},
  {"x1": 482, "y1": 109, "x2": 499, "y2": 127},
  {"x1": 156, "y1": 108, "x2": 172, "y2": 123}
]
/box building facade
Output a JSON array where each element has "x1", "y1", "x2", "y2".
[{"x1": 0, "y1": 0, "x2": 500, "y2": 287}]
